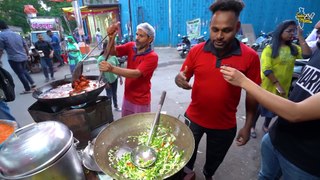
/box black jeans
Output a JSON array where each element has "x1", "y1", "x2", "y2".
[
  {"x1": 105, "y1": 78, "x2": 119, "y2": 108},
  {"x1": 185, "y1": 116, "x2": 237, "y2": 177},
  {"x1": 8, "y1": 60, "x2": 34, "y2": 91}
]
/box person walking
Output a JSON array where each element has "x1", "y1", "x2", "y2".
[
  {"x1": 96, "y1": 28, "x2": 103, "y2": 50},
  {"x1": 66, "y1": 36, "x2": 82, "y2": 73},
  {"x1": 174, "y1": 1, "x2": 261, "y2": 179},
  {"x1": 99, "y1": 22, "x2": 158, "y2": 117},
  {"x1": 0, "y1": 20, "x2": 36, "y2": 94},
  {"x1": 250, "y1": 20, "x2": 312, "y2": 138},
  {"x1": 34, "y1": 33, "x2": 54, "y2": 82},
  {"x1": 97, "y1": 41, "x2": 122, "y2": 112},
  {"x1": 46, "y1": 30, "x2": 64, "y2": 67}
]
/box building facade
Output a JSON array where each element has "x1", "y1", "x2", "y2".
[{"x1": 119, "y1": 0, "x2": 319, "y2": 46}]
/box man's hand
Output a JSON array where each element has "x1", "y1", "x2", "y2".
[
  {"x1": 107, "y1": 22, "x2": 120, "y2": 36},
  {"x1": 235, "y1": 127, "x2": 250, "y2": 146},
  {"x1": 99, "y1": 61, "x2": 113, "y2": 72},
  {"x1": 175, "y1": 66, "x2": 192, "y2": 90}
]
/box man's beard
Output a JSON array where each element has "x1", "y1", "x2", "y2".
[{"x1": 136, "y1": 41, "x2": 149, "y2": 51}]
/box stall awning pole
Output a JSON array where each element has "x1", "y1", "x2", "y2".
[{"x1": 72, "y1": 0, "x2": 83, "y2": 42}]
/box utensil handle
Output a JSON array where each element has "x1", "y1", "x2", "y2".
[
  {"x1": 147, "y1": 91, "x2": 166, "y2": 145},
  {"x1": 158, "y1": 91, "x2": 167, "y2": 106},
  {"x1": 81, "y1": 35, "x2": 108, "y2": 61},
  {"x1": 104, "y1": 34, "x2": 116, "y2": 61}
]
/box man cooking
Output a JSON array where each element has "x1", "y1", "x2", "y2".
[{"x1": 99, "y1": 22, "x2": 158, "y2": 117}]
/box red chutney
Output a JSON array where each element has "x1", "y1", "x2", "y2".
[{"x1": 0, "y1": 123, "x2": 14, "y2": 144}]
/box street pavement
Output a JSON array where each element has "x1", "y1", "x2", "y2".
[{"x1": 2, "y1": 46, "x2": 267, "y2": 180}]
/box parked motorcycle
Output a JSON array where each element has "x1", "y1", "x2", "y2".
[
  {"x1": 176, "y1": 34, "x2": 191, "y2": 58},
  {"x1": 251, "y1": 31, "x2": 273, "y2": 51},
  {"x1": 176, "y1": 34, "x2": 206, "y2": 58},
  {"x1": 27, "y1": 46, "x2": 42, "y2": 73},
  {"x1": 117, "y1": 34, "x2": 130, "y2": 66},
  {"x1": 236, "y1": 33, "x2": 249, "y2": 45}
]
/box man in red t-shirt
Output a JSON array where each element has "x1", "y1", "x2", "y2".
[
  {"x1": 99, "y1": 22, "x2": 158, "y2": 117},
  {"x1": 175, "y1": 1, "x2": 261, "y2": 179}
]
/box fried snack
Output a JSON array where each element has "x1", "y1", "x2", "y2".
[{"x1": 70, "y1": 75, "x2": 90, "y2": 95}]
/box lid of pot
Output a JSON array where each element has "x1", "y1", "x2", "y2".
[{"x1": 0, "y1": 121, "x2": 73, "y2": 178}]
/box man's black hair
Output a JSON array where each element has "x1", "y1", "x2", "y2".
[
  {"x1": 0, "y1": 20, "x2": 8, "y2": 30},
  {"x1": 209, "y1": 0, "x2": 244, "y2": 17},
  {"x1": 46, "y1": 30, "x2": 52, "y2": 33}
]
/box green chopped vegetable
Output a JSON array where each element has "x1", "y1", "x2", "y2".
[{"x1": 108, "y1": 125, "x2": 185, "y2": 180}]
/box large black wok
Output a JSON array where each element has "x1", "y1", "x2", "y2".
[
  {"x1": 32, "y1": 75, "x2": 105, "y2": 107},
  {"x1": 93, "y1": 112, "x2": 195, "y2": 180}
]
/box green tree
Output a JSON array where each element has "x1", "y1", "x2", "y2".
[
  {"x1": 0, "y1": 0, "x2": 73, "y2": 34},
  {"x1": 0, "y1": 0, "x2": 41, "y2": 33}
]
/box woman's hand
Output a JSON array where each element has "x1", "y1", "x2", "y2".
[
  {"x1": 275, "y1": 82, "x2": 286, "y2": 96},
  {"x1": 297, "y1": 26, "x2": 304, "y2": 38},
  {"x1": 220, "y1": 66, "x2": 246, "y2": 87}
]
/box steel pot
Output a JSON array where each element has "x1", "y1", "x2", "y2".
[
  {"x1": 0, "y1": 121, "x2": 85, "y2": 180},
  {"x1": 32, "y1": 75, "x2": 105, "y2": 107},
  {"x1": 93, "y1": 112, "x2": 195, "y2": 179}
]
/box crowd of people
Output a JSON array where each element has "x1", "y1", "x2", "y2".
[{"x1": 1, "y1": 0, "x2": 320, "y2": 179}]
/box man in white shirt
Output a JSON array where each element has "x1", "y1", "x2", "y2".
[{"x1": 306, "y1": 21, "x2": 320, "y2": 53}]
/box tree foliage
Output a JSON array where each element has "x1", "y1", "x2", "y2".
[{"x1": 0, "y1": 0, "x2": 73, "y2": 34}]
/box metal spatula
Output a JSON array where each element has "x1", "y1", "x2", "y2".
[{"x1": 72, "y1": 35, "x2": 108, "y2": 82}]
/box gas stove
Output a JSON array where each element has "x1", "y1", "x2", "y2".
[{"x1": 28, "y1": 96, "x2": 113, "y2": 149}]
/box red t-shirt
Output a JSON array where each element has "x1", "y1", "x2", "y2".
[
  {"x1": 116, "y1": 42, "x2": 158, "y2": 105},
  {"x1": 183, "y1": 41, "x2": 261, "y2": 129}
]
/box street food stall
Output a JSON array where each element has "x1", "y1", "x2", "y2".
[{"x1": 0, "y1": 71, "x2": 195, "y2": 179}]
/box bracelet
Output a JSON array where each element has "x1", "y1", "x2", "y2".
[{"x1": 273, "y1": 80, "x2": 278, "y2": 84}]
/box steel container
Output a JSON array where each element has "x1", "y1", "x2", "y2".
[{"x1": 0, "y1": 121, "x2": 85, "y2": 180}]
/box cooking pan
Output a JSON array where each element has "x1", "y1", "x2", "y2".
[
  {"x1": 32, "y1": 75, "x2": 105, "y2": 107},
  {"x1": 93, "y1": 112, "x2": 195, "y2": 179}
]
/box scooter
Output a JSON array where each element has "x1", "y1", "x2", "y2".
[
  {"x1": 176, "y1": 34, "x2": 191, "y2": 58},
  {"x1": 251, "y1": 31, "x2": 272, "y2": 51},
  {"x1": 27, "y1": 47, "x2": 42, "y2": 73}
]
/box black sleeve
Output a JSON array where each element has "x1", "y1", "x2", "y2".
[
  {"x1": 47, "y1": 41, "x2": 53, "y2": 50},
  {"x1": 34, "y1": 42, "x2": 38, "y2": 50}
]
